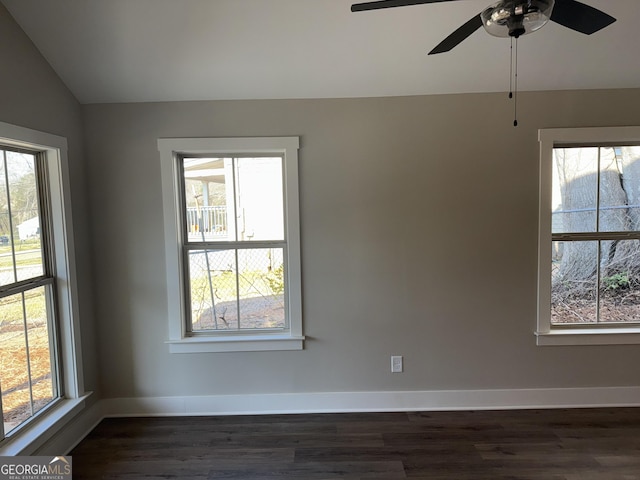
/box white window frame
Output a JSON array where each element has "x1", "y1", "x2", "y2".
[
  {"x1": 537, "y1": 126, "x2": 640, "y2": 346},
  {"x1": 0, "y1": 122, "x2": 88, "y2": 455},
  {"x1": 158, "y1": 137, "x2": 303, "y2": 353}
]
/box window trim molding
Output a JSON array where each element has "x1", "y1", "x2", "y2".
[
  {"x1": 537, "y1": 126, "x2": 640, "y2": 346},
  {"x1": 158, "y1": 137, "x2": 303, "y2": 353},
  {"x1": 0, "y1": 121, "x2": 86, "y2": 451}
]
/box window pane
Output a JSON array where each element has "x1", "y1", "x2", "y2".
[
  {"x1": 0, "y1": 150, "x2": 10, "y2": 285},
  {"x1": 0, "y1": 293, "x2": 30, "y2": 434},
  {"x1": 600, "y1": 147, "x2": 631, "y2": 233},
  {"x1": 551, "y1": 241, "x2": 598, "y2": 324},
  {"x1": 183, "y1": 157, "x2": 234, "y2": 242},
  {"x1": 235, "y1": 158, "x2": 284, "y2": 241},
  {"x1": 600, "y1": 146, "x2": 640, "y2": 233},
  {"x1": 188, "y1": 248, "x2": 285, "y2": 331},
  {"x1": 0, "y1": 152, "x2": 13, "y2": 285},
  {"x1": 599, "y1": 240, "x2": 640, "y2": 323},
  {"x1": 237, "y1": 248, "x2": 285, "y2": 329},
  {"x1": 189, "y1": 249, "x2": 238, "y2": 330},
  {"x1": 0, "y1": 151, "x2": 44, "y2": 286},
  {"x1": 0, "y1": 286, "x2": 54, "y2": 435},
  {"x1": 25, "y1": 286, "x2": 54, "y2": 414},
  {"x1": 552, "y1": 148, "x2": 598, "y2": 234},
  {"x1": 182, "y1": 156, "x2": 285, "y2": 243}
]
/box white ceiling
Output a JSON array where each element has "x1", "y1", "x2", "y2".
[{"x1": 2, "y1": 0, "x2": 639, "y2": 104}]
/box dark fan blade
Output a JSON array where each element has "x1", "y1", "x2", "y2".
[
  {"x1": 550, "y1": 0, "x2": 616, "y2": 35},
  {"x1": 351, "y1": 0, "x2": 460, "y2": 13},
  {"x1": 428, "y1": 13, "x2": 483, "y2": 55}
]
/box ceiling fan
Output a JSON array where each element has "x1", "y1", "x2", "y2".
[{"x1": 350, "y1": 0, "x2": 616, "y2": 55}]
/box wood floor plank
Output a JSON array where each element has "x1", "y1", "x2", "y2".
[
  {"x1": 294, "y1": 444, "x2": 479, "y2": 463},
  {"x1": 206, "y1": 460, "x2": 407, "y2": 479},
  {"x1": 70, "y1": 408, "x2": 640, "y2": 479}
]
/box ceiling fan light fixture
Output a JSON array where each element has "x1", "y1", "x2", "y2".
[
  {"x1": 482, "y1": 0, "x2": 555, "y2": 38},
  {"x1": 490, "y1": 8, "x2": 511, "y2": 24}
]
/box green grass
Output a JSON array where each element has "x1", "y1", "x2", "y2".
[
  {"x1": 0, "y1": 239, "x2": 47, "y2": 326},
  {"x1": 0, "y1": 240, "x2": 42, "y2": 269},
  {"x1": 0, "y1": 287, "x2": 47, "y2": 327}
]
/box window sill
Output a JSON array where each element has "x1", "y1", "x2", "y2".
[
  {"x1": 166, "y1": 334, "x2": 305, "y2": 353},
  {"x1": 0, "y1": 393, "x2": 92, "y2": 456},
  {"x1": 536, "y1": 328, "x2": 640, "y2": 346}
]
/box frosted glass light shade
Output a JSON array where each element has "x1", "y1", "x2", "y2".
[{"x1": 481, "y1": 0, "x2": 555, "y2": 38}]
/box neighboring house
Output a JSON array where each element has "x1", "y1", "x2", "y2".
[{"x1": 17, "y1": 216, "x2": 39, "y2": 241}]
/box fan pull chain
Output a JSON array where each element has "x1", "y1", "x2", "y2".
[
  {"x1": 513, "y1": 37, "x2": 519, "y2": 126},
  {"x1": 509, "y1": 37, "x2": 513, "y2": 100}
]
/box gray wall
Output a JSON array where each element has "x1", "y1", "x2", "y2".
[
  {"x1": 0, "y1": 4, "x2": 98, "y2": 397},
  {"x1": 83, "y1": 90, "x2": 640, "y2": 400}
]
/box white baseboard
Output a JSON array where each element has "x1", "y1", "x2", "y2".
[
  {"x1": 101, "y1": 386, "x2": 640, "y2": 417},
  {"x1": 20, "y1": 386, "x2": 639, "y2": 455}
]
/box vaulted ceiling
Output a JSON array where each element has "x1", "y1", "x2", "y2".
[{"x1": 2, "y1": 0, "x2": 638, "y2": 104}]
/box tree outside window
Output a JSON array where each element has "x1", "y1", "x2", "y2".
[{"x1": 551, "y1": 146, "x2": 640, "y2": 324}]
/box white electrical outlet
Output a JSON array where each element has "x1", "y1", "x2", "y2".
[{"x1": 391, "y1": 355, "x2": 403, "y2": 373}]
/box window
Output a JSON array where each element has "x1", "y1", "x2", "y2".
[
  {"x1": 0, "y1": 146, "x2": 58, "y2": 438},
  {"x1": 158, "y1": 137, "x2": 303, "y2": 353},
  {"x1": 0, "y1": 122, "x2": 85, "y2": 452},
  {"x1": 538, "y1": 127, "x2": 640, "y2": 345}
]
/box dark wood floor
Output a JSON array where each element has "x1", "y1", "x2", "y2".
[{"x1": 70, "y1": 408, "x2": 640, "y2": 479}]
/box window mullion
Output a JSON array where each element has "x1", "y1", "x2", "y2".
[
  {"x1": 185, "y1": 240, "x2": 286, "y2": 250},
  {"x1": 203, "y1": 249, "x2": 219, "y2": 330},
  {"x1": 0, "y1": 394, "x2": 4, "y2": 439},
  {"x1": 596, "y1": 147, "x2": 602, "y2": 324},
  {"x1": 0, "y1": 276, "x2": 54, "y2": 299},
  {"x1": 3, "y1": 151, "x2": 18, "y2": 284},
  {"x1": 596, "y1": 147, "x2": 602, "y2": 233},
  {"x1": 20, "y1": 291, "x2": 35, "y2": 417},
  {"x1": 551, "y1": 232, "x2": 640, "y2": 242},
  {"x1": 232, "y1": 157, "x2": 239, "y2": 242},
  {"x1": 0, "y1": 149, "x2": 4, "y2": 439},
  {"x1": 234, "y1": 248, "x2": 241, "y2": 329},
  {"x1": 596, "y1": 240, "x2": 601, "y2": 324}
]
